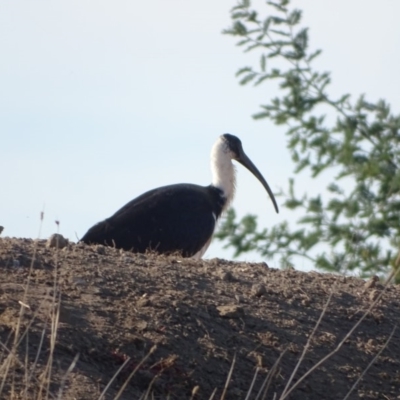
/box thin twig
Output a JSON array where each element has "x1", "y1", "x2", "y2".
[
  {"x1": 97, "y1": 356, "x2": 132, "y2": 400},
  {"x1": 142, "y1": 371, "x2": 161, "y2": 400},
  {"x1": 220, "y1": 353, "x2": 236, "y2": 400},
  {"x1": 259, "y1": 349, "x2": 287, "y2": 400},
  {"x1": 244, "y1": 367, "x2": 259, "y2": 400},
  {"x1": 113, "y1": 345, "x2": 157, "y2": 400},
  {"x1": 57, "y1": 353, "x2": 80, "y2": 400},
  {"x1": 208, "y1": 387, "x2": 217, "y2": 400},
  {"x1": 27, "y1": 327, "x2": 47, "y2": 390}
]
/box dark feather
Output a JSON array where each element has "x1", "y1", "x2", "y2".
[{"x1": 80, "y1": 184, "x2": 225, "y2": 257}]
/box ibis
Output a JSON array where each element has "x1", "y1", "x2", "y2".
[{"x1": 80, "y1": 134, "x2": 279, "y2": 258}]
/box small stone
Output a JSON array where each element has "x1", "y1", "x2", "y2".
[
  {"x1": 220, "y1": 271, "x2": 233, "y2": 282},
  {"x1": 217, "y1": 305, "x2": 244, "y2": 319},
  {"x1": 364, "y1": 275, "x2": 379, "y2": 290},
  {"x1": 72, "y1": 277, "x2": 86, "y2": 287},
  {"x1": 136, "y1": 321, "x2": 148, "y2": 331},
  {"x1": 235, "y1": 294, "x2": 244, "y2": 304},
  {"x1": 137, "y1": 298, "x2": 150, "y2": 307},
  {"x1": 13, "y1": 260, "x2": 20, "y2": 268},
  {"x1": 369, "y1": 289, "x2": 380, "y2": 302},
  {"x1": 301, "y1": 298, "x2": 310, "y2": 307},
  {"x1": 91, "y1": 287, "x2": 101, "y2": 294},
  {"x1": 251, "y1": 284, "x2": 266, "y2": 297},
  {"x1": 192, "y1": 386, "x2": 200, "y2": 396},
  {"x1": 95, "y1": 245, "x2": 106, "y2": 255},
  {"x1": 46, "y1": 234, "x2": 68, "y2": 249}
]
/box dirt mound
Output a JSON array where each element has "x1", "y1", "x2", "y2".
[{"x1": 0, "y1": 237, "x2": 399, "y2": 399}]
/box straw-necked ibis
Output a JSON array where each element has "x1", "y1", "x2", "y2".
[{"x1": 80, "y1": 134, "x2": 278, "y2": 258}]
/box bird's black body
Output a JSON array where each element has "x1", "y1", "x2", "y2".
[{"x1": 80, "y1": 183, "x2": 226, "y2": 257}]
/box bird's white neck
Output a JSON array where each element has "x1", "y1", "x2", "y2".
[{"x1": 210, "y1": 137, "x2": 236, "y2": 210}]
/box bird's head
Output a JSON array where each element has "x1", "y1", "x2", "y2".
[{"x1": 219, "y1": 133, "x2": 279, "y2": 213}]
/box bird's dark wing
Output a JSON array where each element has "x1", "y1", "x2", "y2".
[{"x1": 80, "y1": 184, "x2": 224, "y2": 257}]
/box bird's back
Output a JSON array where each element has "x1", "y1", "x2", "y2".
[{"x1": 80, "y1": 183, "x2": 225, "y2": 257}]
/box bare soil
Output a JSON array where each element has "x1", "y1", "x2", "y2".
[{"x1": 0, "y1": 237, "x2": 399, "y2": 400}]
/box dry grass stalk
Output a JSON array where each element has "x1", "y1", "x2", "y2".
[
  {"x1": 113, "y1": 345, "x2": 157, "y2": 400},
  {"x1": 208, "y1": 387, "x2": 217, "y2": 400},
  {"x1": 37, "y1": 227, "x2": 62, "y2": 400},
  {"x1": 98, "y1": 357, "x2": 132, "y2": 400},
  {"x1": 57, "y1": 352, "x2": 80, "y2": 400},
  {"x1": 244, "y1": 367, "x2": 259, "y2": 400},
  {"x1": 220, "y1": 353, "x2": 236, "y2": 400},
  {"x1": 255, "y1": 348, "x2": 287, "y2": 400}
]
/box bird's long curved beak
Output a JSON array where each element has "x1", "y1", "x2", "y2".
[{"x1": 235, "y1": 149, "x2": 279, "y2": 213}]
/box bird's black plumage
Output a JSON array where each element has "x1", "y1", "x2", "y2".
[{"x1": 80, "y1": 184, "x2": 225, "y2": 257}]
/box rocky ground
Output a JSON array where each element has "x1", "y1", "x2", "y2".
[{"x1": 0, "y1": 236, "x2": 399, "y2": 400}]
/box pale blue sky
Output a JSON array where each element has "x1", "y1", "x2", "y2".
[{"x1": 1, "y1": 1, "x2": 400, "y2": 268}]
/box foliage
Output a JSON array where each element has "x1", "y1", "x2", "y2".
[{"x1": 216, "y1": 0, "x2": 400, "y2": 280}]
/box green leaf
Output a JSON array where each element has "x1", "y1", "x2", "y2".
[
  {"x1": 287, "y1": 10, "x2": 302, "y2": 26},
  {"x1": 267, "y1": 1, "x2": 288, "y2": 12},
  {"x1": 263, "y1": 18, "x2": 271, "y2": 34},
  {"x1": 254, "y1": 74, "x2": 271, "y2": 86},
  {"x1": 269, "y1": 28, "x2": 290, "y2": 36},
  {"x1": 260, "y1": 54, "x2": 266, "y2": 72},
  {"x1": 232, "y1": 11, "x2": 249, "y2": 19},
  {"x1": 239, "y1": 72, "x2": 257, "y2": 85},
  {"x1": 233, "y1": 20, "x2": 247, "y2": 35},
  {"x1": 235, "y1": 66, "x2": 253, "y2": 76}
]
